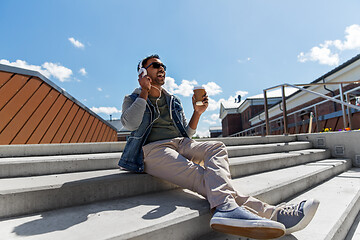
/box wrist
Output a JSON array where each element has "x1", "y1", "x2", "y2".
[
  {"x1": 139, "y1": 88, "x2": 149, "y2": 99},
  {"x1": 193, "y1": 110, "x2": 202, "y2": 117}
]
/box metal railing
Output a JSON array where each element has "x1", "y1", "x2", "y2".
[{"x1": 230, "y1": 80, "x2": 360, "y2": 137}]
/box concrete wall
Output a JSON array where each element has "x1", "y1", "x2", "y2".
[{"x1": 296, "y1": 130, "x2": 360, "y2": 167}]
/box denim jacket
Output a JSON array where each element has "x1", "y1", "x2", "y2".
[{"x1": 118, "y1": 88, "x2": 195, "y2": 172}]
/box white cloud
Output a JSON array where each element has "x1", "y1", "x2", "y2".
[
  {"x1": 210, "y1": 113, "x2": 219, "y2": 121},
  {"x1": 176, "y1": 80, "x2": 198, "y2": 96},
  {"x1": 207, "y1": 97, "x2": 222, "y2": 111},
  {"x1": 195, "y1": 128, "x2": 210, "y2": 138},
  {"x1": 332, "y1": 24, "x2": 360, "y2": 50},
  {"x1": 97, "y1": 87, "x2": 103, "y2": 92},
  {"x1": 201, "y1": 113, "x2": 220, "y2": 126},
  {"x1": 298, "y1": 24, "x2": 360, "y2": 66},
  {"x1": 164, "y1": 77, "x2": 222, "y2": 97},
  {"x1": 42, "y1": 62, "x2": 73, "y2": 82},
  {"x1": 90, "y1": 106, "x2": 121, "y2": 115},
  {"x1": 298, "y1": 46, "x2": 339, "y2": 66},
  {"x1": 207, "y1": 90, "x2": 249, "y2": 111},
  {"x1": 163, "y1": 77, "x2": 198, "y2": 97},
  {"x1": 237, "y1": 57, "x2": 251, "y2": 63},
  {"x1": 163, "y1": 77, "x2": 178, "y2": 93},
  {"x1": 203, "y1": 119, "x2": 217, "y2": 125},
  {"x1": 203, "y1": 82, "x2": 222, "y2": 96},
  {"x1": 0, "y1": 59, "x2": 73, "y2": 82},
  {"x1": 68, "y1": 37, "x2": 85, "y2": 49},
  {"x1": 79, "y1": 68, "x2": 87, "y2": 76}
]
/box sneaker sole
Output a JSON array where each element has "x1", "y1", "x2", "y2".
[
  {"x1": 286, "y1": 199, "x2": 320, "y2": 234},
  {"x1": 210, "y1": 218, "x2": 285, "y2": 239}
]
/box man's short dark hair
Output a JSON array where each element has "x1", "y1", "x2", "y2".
[{"x1": 137, "y1": 54, "x2": 160, "y2": 71}]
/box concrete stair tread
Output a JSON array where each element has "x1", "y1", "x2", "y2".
[
  {"x1": 0, "y1": 189, "x2": 210, "y2": 240},
  {"x1": 197, "y1": 169, "x2": 360, "y2": 240},
  {"x1": 0, "y1": 159, "x2": 351, "y2": 239},
  {"x1": 198, "y1": 135, "x2": 297, "y2": 146},
  {"x1": 226, "y1": 141, "x2": 311, "y2": 150},
  {"x1": 230, "y1": 148, "x2": 328, "y2": 164},
  {"x1": 232, "y1": 159, "x2": 350, "y2": 204},
  {"x1": 229, "y1": 148, "x2": 331, "y2": 178},
  {"x1": 232, "y1": 159, "x2": 347, "y2": 195},
  {"x1": 0, "y1": 142, "x2": 125, "y2": 158},
  {"x1": 346, "y1": 208, "x2": 360, "y2": 240},
  {"x1": 0, "y1": 152, "x2": 122, "y2": 178},
  {"x1": 226, "y1": 141, "x2": 312, "y2": 157},
  {"x1": 0, "y1": 152, "x2": 333, "y2": 195},
  {"x1": 280, "y1": 168, "x2": 360, "y2": 240},
  {"x1": 0, "y1": 152, "x2": 122, "y2": 165},
  {"x1": 0, "y1": 142, "x2": 313, "y2": 178},
  {"x1": 0, "y1": 169, "x2": 124, "y2": 193}
]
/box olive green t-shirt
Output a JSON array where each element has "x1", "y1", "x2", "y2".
[{"x1": 146, "y1": 94, "x2": 182, "y2": 144}]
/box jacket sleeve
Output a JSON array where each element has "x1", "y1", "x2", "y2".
[{"x1": 121, "y1": 95, "x2": 147, "y2": 131}]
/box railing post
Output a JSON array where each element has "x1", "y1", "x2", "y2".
[
  {"x1": 264, "y1": 90, "x2": 270, "y2": 135},
  {"x1": 281, "y1": 85, "x2": 288, "y2": 134},
  {"x1": 346, "y1": 93, "x2": 353, "y2": 129},
  {"x1": 339, "y1": 83, "x2": 348, "y2": 128},
  {"x1": 314, "y1": 105, "x2": 320, "y2": 132}
]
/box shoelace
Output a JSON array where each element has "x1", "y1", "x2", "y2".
[
  {"x1": 270, "y1": 202, "x2": 302, "y2": 219},
  {"x1": 279, "y1": 203, "x2": 301, "y2": 216}
]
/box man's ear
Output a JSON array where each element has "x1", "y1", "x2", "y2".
[{"x1": 146, "y1": 76, "x2": 153, "y2": 83}]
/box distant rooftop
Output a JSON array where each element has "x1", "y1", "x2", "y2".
[
  {"x1": 248, "y1": 87, "x2": 299, "y2": 99},
  {"x1": 221, "y1": 100, "x2": 243, "y2": 109}
]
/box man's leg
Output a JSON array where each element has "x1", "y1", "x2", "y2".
[
  {"x1": 177, "y1": 138, "x2": 275, "y2": 217},
  {"x1": 143, "y1": 138, "x2": 275, "y2": 214},
  {"x1": 143, "y1": 138, "x2": 285, "y2": 239}
]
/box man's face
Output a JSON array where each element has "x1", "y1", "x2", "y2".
[{"x1": 144, "y1": 58, "x2": 166, "y2": 86}]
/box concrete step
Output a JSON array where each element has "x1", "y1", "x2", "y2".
[
  {"x1": 198, "y1": 135, "x2": 297, "y2": 146},
  {"x1": 199, "y1": 169, "x2": 360, "y2": 240},
  {"x1": 280, "y1": 168, "x2": 360, "y2": 240},
  {"x1": 0, "y1": 142, "x2": 125, "y2": 158},
  {"x1": 0, "y1": 169, "x2": 178, "y2": 219},
  {"x1": 346, "y1": 207, "x2": 360, "y2": 240},
  {"x1": 0, "y1": 159, "x2": 351, "y2": 240},
  {"x1": 0, "y1": 135, "x2": 296, "y2": 158},
  {"x1": 226, "y1": 141, "x2": 312, "y2": 158},
  {"x1": 0, "y1": 148, "x2": 331, "y2": 219},
  {"x1": 230, "y1": 148, "x2": 331, "y2": 178},
  {"x1": 0, "y1": 146, "x2": 328, "y2": 179},
  {"x1": 0, "y1": 152, "x2": 122, "y2": 178}
]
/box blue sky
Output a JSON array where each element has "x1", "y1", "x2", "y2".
[{"x1": 1, "y1": 0, "x2": 360, "y2": 137}]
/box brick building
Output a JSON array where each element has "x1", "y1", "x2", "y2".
[
  {"x1": 219, "y1": 89, "x2": 296, "y2": 137},
  {"x1": 249, "y1": 54, "x2": 360, "y2": 135},
  {"x1": 219, "y1": 54, "x2": 360, "y2": 137}
]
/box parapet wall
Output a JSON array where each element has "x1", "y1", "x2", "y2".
[{"x1": 297, "y1": 130, "x2": 360, "y2": 167}]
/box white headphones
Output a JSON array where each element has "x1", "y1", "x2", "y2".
[{"x1": 138, "y1": 59, "x2": 147, "y2": 77}]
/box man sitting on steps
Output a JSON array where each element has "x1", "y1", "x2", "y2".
[{"x1": 118, "y1": 54, "x2": 320, "y2": 239}]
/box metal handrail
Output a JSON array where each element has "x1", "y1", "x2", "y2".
[
  {"x1": 264, "y1": 81, "x2": 360, "y2": 135},
  {"x1": 230, "y1": 81, "x2": 360, "y2": 137}
]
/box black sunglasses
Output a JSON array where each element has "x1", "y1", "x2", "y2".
[{"x1": 145, "y1": 62, "x2": 166, "y2": 71}]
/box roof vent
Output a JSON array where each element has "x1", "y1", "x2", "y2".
[
  {"x1": 316, "y1": 137, "x2": 326, "y2": 147},
  {"x1": 334, "y1": 146, "x2": 345, "y2": 156}
]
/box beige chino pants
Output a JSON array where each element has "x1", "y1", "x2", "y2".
[{"x1": 142, "y1": 137, "x2": 275, "y2": 218}]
